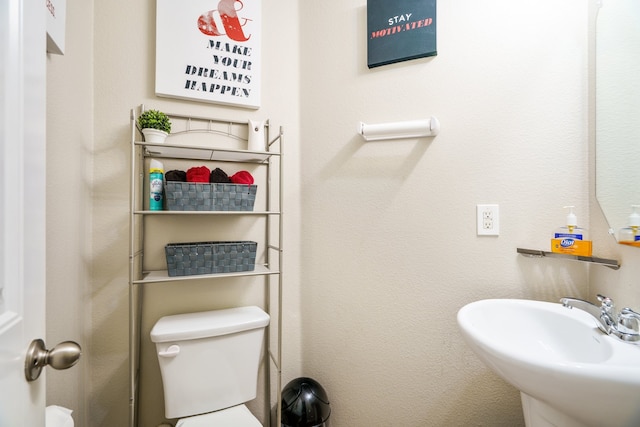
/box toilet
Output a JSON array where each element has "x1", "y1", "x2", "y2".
[{"x1": 150, "y1": 306, "x2": 270, "y2": 426}]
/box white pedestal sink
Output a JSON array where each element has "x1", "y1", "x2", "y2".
[{"x1": 457, "y1": 299, "x2": 640, "y2": 427}]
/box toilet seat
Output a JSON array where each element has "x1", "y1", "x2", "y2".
[{"x1": 175, "y1": 404, "x2": 262, "y2": 426}]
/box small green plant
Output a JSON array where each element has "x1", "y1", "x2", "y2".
[{"x1": 137, "y1": 109, "x2": 171, "y2": 133}]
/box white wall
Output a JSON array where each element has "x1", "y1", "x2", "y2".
[
  {"x1": 45, "y1": 0, "x2": 93, "y2": 424},
  {"x1": 43, "y1": 0, "x2": 640, "y2": 426},
  {"x1": 298, "y1": 0, "x2": 589, "y2": 425},
  {"x1": 47, "y1": 0, "x2": 301, "y2": 425}
]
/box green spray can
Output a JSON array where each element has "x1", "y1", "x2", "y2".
[{"x1": 149, "y1": 159, "x2": 164, "y2": 210}]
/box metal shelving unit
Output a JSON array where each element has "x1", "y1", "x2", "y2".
[{"x1": 128, "y1": 106, "x2": 283, "y2": 426}]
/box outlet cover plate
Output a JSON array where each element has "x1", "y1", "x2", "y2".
[{"x1": 477, "y1": 204, "x2": 499, "y2": 236}]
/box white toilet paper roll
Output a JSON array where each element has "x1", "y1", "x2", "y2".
[
  {"x1": 46, "y1": 405, "x2": 74, "y2": 427},
  {"x1": 358, "y1": 116, "x2": 440, "y2": 141}
]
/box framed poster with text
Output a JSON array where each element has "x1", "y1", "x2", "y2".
[
  {"x1": 367, "y1": 0, "x2": 437, "y2": 68},
  {"x1": 156, "y1": 0, "x2": 261, "y2": 109}
]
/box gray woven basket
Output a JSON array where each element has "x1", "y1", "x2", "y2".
[
  {"x1": 165, "y1": 241, "x2": 257, "y2": 277},
  {"x1": 164, "y1": 182, "x2": 257, "y2": 211}
]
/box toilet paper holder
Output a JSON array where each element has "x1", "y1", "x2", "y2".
[{"x1": 358, "y1": 116, "x2": 440, "y2": 141}]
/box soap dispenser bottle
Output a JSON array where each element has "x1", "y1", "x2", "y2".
[
  {"x1": 551, "y1": 206, "x2": 592, "y2": 256},
  {"x1": 554, "y1": 206, "x2": 587, "y2": 240},
  {"x1": 618, "y1": 205, "x2": 640, "y2": 246}
]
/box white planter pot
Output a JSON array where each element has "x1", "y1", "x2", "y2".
[{"x1": 142, "y1": 128, "x2": 168, "y2": 144}]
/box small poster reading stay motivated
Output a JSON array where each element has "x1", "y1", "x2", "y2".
[
  {"x1": 156, "y1": 0, "x2": 261, "y2": 109},
  {"x1": 367, "y1": 0, "x2": 437, "y2": 68}
]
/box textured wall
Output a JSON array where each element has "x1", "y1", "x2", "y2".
[
  {"x1": 43, "y1": 0, "x2": 640, "y2": 426},
  {"x1": 298, "y1": 1, "x2": 589, "y2": 425},
  {"x1": 48, "y1": 0, "x2": 301, "y2": 426},
  {"x1": 45, "y1": 0, "x2": 93, "y2": 424}
]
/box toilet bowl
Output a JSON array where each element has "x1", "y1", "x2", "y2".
[
  {"x1": 175, "y1": 404, "x2": 262, "y2": 426},
  {"x1": 150, "y1": 306, "x2": 270, "y2": 426}
]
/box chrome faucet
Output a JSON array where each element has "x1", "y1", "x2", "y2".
[{"x1": 560, "y1": 294, "x2": 640, "y2": 343}]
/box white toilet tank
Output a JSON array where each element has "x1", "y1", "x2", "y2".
[{"x1": 150, "y1": 306, "x2": 270, "y2": 419}]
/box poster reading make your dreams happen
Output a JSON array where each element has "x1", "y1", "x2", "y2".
[{"x1": 156, "y1": 0, "x2": 261, "y2": 109}]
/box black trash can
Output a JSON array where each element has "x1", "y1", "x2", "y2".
[{"x1": 281, "y1": 377, "x2": 331, "y2": 427}]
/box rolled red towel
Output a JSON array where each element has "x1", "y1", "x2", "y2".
[
  {"x1": 186, "y1": 166, "x2": 211, "y2": 183},
  {"x1": 230, "y1": 170, "x2": 254, "y2": 185}
]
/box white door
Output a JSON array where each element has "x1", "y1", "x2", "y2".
[{"x1": 0, "y1": 0, "x2": 47, "y2": 425}]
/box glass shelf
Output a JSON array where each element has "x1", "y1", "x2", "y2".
[{"x1": 517, "y1": 248, "x2": 621, "y2": 270}]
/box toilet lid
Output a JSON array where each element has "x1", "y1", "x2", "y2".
[{"x1": 176, "y1": 405, "x2": 262, "y2": 427}]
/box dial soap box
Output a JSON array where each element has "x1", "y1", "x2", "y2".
[{"x1": 551, "y1": 237, "x2": 592, "y2": 256}]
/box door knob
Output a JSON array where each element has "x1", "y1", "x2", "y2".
[{"x1": 24, "y1": 339, "x2": 82, "y2": 382}]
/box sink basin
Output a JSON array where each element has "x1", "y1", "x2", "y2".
[{"x1": 457, "y1": 299, "x2": 640, "y2": 427}]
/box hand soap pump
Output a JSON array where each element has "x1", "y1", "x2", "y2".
[
  {"x1": 551, "y1": 206, "x2": 592, "y2": 256},
  {"x1": 618, "y1": 205, "x2": 640, "y2": 246},
  {"x1": 149, "y1": 159, "x2": 164, "y2": 211},
  {"x1": 554, "y1": 206, "x2": 587, "y2": 240}
]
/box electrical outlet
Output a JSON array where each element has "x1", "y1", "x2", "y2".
[{"x1": 477, "y1": 204, "x2": 499, "y2": 236}]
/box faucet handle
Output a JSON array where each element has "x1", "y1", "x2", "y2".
[
  {"x1": 618, "y1": 308, "x2": 640, "y2": 335},
  {"x1": 597, "y1": 294, "x2": 614, "y2": 310},
  {"x1": 596, "y1": 294, "x2": 618, "y2": 330}
]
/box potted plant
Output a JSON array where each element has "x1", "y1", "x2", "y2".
[{"x1": 138, "y1": 109, "x2": 171, "y2": 143}]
